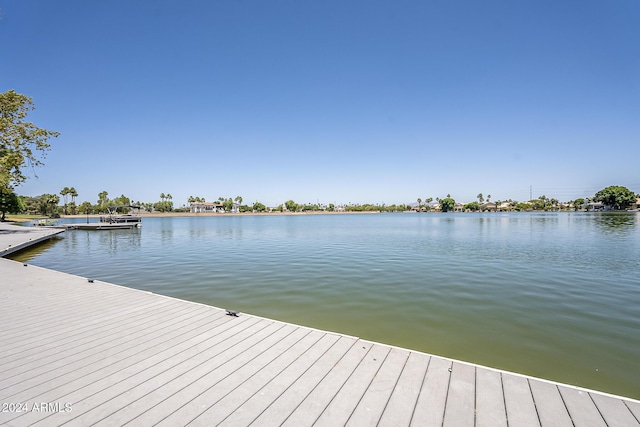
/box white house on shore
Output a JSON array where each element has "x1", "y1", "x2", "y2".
[{"x1": 190, "y1": 202, "x2": 224, "y2": 213}]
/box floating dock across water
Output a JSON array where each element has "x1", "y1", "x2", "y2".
[{"x1": 1, "y1": 222, "x2": 639, "y2": 426}]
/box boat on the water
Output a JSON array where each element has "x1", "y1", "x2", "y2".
[{"x1": 99, "y1": 206, "x2": 142, "y2": 226}]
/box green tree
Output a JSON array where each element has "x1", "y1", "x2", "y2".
[
  {"x1": 417, "y1": 198, "x2": 422, "y2": 211},
  {"x1": 463, "y1": 201, "x2": 480, "y2": 211},
  {"x1": 440, "y1": 194, "x2": 455, "y2": 212},
  {"x1": 594, "y1": 185, "x2": 636, "y2": 210},
  {"x1": 477, "y1": 193, "x2": 484, "y2": 204},
  {"x1": 573, "y1": 198, "x2": 585, "y2": 211},
  {"x1": 284, "y1": 200, "x2": 297, "y2": 212},
  {"x1": 78, "y1": 201, "x2": 93, "y2": 214},
  {"x1": 97, "y1": 191, "x2": 109, "y2": 212},
  {"x1": 252, "y1": 201, "x2": 266, "y2": 212},
  {"x1": 60, "y1": 187, "x2": 70, "y2": 214},
  {"x1": 0, "y1": 90, "x2": 60, "y2": 191},
  {"x1": 0, "y1": 189, "x2": 22, "y2": 221}
]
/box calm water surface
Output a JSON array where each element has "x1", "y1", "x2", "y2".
[{"x1": 10, "y1": 212, "x2": 640, "y2": 399}]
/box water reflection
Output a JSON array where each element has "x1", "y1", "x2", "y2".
[{"x1": 592, "y1": 212, "x2": 637, "y2": 235}]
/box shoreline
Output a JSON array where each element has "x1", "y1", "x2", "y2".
[{"x1": 60, "y1": 210, "x2": 383, "y2": 219}]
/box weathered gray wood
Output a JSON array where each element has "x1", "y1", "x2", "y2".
[
  {"x1": 185, "y1": 330, "x2": 327, "y2": 426},
  {"x1": 502, "y1": 374, "x2": 540, "y2": 426},
  {"x1": 313, "y1": 343, "x2": 391, "y2": 427},
  {"x1": 245, "y1": 336, "x2": 356, "y2": 427},
  {"x1": 152, "y1": 326, "x2": 312, "y2": 426},
  {"x1": 410, "y1": 356, "x2": 451, "y2": 427},
  {"x1": 346, "y1": 347, "x2": 410, "y2": 426},
  {"x1": 624, "y1": 399, "x2": 640, "y2": 423},
  {"x1": 377, "y1": 352, "x2": 430, "y2": 427},
  {"x1": 558, "y1": 385, "x2": 607, "y2": 427},
  {"x1": 0, "y1": 222, "x2": 64, "y2": 256},
  {"x1": 476, "y1": 368, "x2": 507, "y2": 427},
  {"x1": 213, "y1": 333, "x2": 341, "y2": 426},
  {"x1": 442, "y1": 361, "x2": 475, "y2": 427},
  {"x1": 528, "y1": 379, "x2": 573, "y2": 427},
  {"x1": 91, "y1": 321, "x2": 293, "y2": 426},
  {"x1": 53, "y1": 317, "x2": 268, "y2": 427},
  {"x1": 281, "y1": 341, "x2": 375, "y2": 426},
  {"x1": 590, "y1": 392, "x2": 640, "y2": 427}
]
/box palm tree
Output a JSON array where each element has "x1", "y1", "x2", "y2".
[
  {"x1": 477, "y1": 193, "x2": 484, "y2": 204},
  {"x1": 160, "y1": 193, "x2": 166, "y2": 203},
  {"x1": 60, "y1": 187, "x2": 70, "y2": 214},
  {"x1": 417, "y1": 198, "x2": 422, "y2": 212},
  {"x1": 70, "y1": 187, "x2": 78, "y2": 203}
]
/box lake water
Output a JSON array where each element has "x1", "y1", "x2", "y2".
[{"x1": 9, "y1": 212, "x2": 640, "y2": 399}]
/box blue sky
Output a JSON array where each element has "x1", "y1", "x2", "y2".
[{"x1": 2, "y1": 0, "x2": 639, "y2": 207}]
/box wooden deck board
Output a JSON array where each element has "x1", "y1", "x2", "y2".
[
  {"x1": 442, "y1": 361, "x2": 475, "y2": 427},
  {"x1": 2, "y1": 231, "x2": 640, "y2": 427},
  {"x1": 346, "y1": 347, "x2": 410, "y2": 426},
  {"x1": 528, "y1": 379, "x2": 573, "y2": 427},
  {"x1": 476, "y1": 367, "x2": 508, "y2": 427},
  {"x1": 54, "y1": 317, "x2": 267, "y2": 427},
  {"x1": 244, "y1": 336, "x2": 356, "y2": 427},
  {"x1": 410, "y1": 356, "x2": 452, "y2": 427},
  {"x1": 502, "y1": 374, "x2": 540, "y2": 426},
  {"x1": 377, "y1": 351, "x2": 430, "y2": 427},
  {"x1": 558, "y1": 385, "x2": 608, "y2": 427}
]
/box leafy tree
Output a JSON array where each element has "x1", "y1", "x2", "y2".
[
  {"x1": 284, "y1": 200, "x2": 297, "y2": 212},
  {"x1": 78, "y1": 201, "x2": 93, "y2": 214},
  {"x1": 594, "y1": 185, "x2": 636, "y2": 210},
  {"x1": 0, "y1": 189, "x2": 21, "y2": 221},
  {"x1": 463, "y1": 201, "x2": 480, "y2": 211},
  {"x1": 440, "y1": 194, "x2": 455, "y2": 212},
  {"x1": 252, "y1": 201, "x2": 266, "y2": 212},
  {"x1": 0, "y1": 90, "x2": 60, "y2": 191},
  {"x1": 573, "y1": 198, "x2": 585, "y2": 211}
]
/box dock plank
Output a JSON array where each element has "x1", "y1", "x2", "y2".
[
  {"x1": 244, "y1": 336, "x2": 356, "y2": 427},
  {"x1": 186, "y1": 330, "x2": 328, "y2": 426},
  {"x1": 53, "y1": 317, "x2": 267, "y2": 427},
  {"x1": 590, "y1": 392, "x2": 640, "y2": 427},
  {"x1": 377, "y1": 352, "x2": 430, "y2": 427},
  {"x1": 213, "y1": 333, "x2": 341, "y2": 426},
  {"x1": 312, "y1": 343, "x2": 391, "y2": 426},
  {"x1": 558, "y1": 385, "x2": 607, "y2": 427},
  {"x1": 410, "y1": 356, "x2": 452, "y2": 427},
  {"x1": 528, "y1": 379, "x2": 573, "y2": 427},
  {"x1": 502, "y1": 375, "x2": 540, "y2": 426},
  {"x1": 281, "y1": 341, "x2": 374, "y2": 426},
  {"x1": 442, "y1": 361, "x2": 475, "y2": 427},
  {"x1": 476, "y1": 368, "x2": 507, "y2": 427},
  {"x1": 346, "y1": 347, "x2": 410, "y2": 426}
]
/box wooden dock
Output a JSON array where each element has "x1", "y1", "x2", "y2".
[
  {"x1": 0, "y1": 222, "x2": 64, "y2": 257},
  {"x1": 1, "y1": 226, "x2": 639, "y2": 426}
]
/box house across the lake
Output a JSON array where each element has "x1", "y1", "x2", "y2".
[{"x1": 190, "y1": 202, "x2": 224, "y2": 213}]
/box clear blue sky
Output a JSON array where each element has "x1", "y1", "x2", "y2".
[{"x1": 2, "y1": 0, "x2": 639, "y2": 207}]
